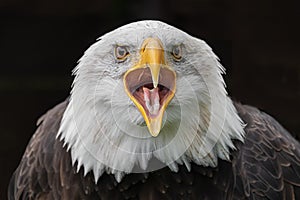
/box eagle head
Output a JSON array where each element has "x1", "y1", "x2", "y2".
[{"x1": 57, "y1": 20, "x2": 244, "y2": 182}]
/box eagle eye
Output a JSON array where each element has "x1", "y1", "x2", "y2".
[
  {"x1": 115, "y1": 46, "x2": 129, "y2": 61},
  {"x1": 171, "y1": 45, "x2": 182, "y2": 61}
]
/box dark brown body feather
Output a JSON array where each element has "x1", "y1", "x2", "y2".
[{"x1": 8, "y1": 101, "x2": 300, "y2": 200}]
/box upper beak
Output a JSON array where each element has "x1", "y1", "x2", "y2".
[{"x1": 123, "y1": 38, "x2": 176, "y2": 137}]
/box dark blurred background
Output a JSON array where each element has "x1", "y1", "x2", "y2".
[{"x1": 1, "y1": 0, "x2": 299, "y2": 198}]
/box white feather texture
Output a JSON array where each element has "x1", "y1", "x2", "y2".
[{"x1": 57, "y1": 20, "x2": 245, "y2": 182}]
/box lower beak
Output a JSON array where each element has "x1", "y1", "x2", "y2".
[{"x1": 123, "y1": 38, "x2": 176, "y2": 137}]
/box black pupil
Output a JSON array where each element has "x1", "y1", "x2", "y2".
[
  {"x1": 118, "y1": 47, "x2": 126, "y2": 57},
  {"x1": 173, "y1": 46, "x2": 180, "y2": 57}
]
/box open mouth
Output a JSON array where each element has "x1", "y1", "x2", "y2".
[
  {"x1": 133, "y1": 83, "x2": 170, "y2": 117},
  {"x1": 123, "y1": 37, "x2": 176, "y2": 136},
  {"x1": 124, "y1": 67, "x2": 176, "y2": 118}
]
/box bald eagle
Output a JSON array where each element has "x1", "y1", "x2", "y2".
[{"x1": 8, "y1": 20, "x2": 300, "y2": 199}]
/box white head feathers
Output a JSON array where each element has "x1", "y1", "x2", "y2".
[{"x1": 57, "y1": 20, "x2": 245, "y2": 182}]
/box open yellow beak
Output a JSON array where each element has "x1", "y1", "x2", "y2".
[{"x1": 123, "y1": 38, "x2": 176, "y2": 137}]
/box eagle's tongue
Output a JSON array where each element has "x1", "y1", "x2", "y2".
[{"x1": 143, "y1": 87, "x2": 160, "y2": 116}]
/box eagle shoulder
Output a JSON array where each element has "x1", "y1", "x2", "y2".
[
  {"x1": 8, "y1": 100, "x2": 82, "y2": 200},
  {"x1": 233, "y1": 103, "x2": 300, "y2": 199}
]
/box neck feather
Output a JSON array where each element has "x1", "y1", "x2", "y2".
[{"x1": 57, "y1": 73, "x2": 245, "y2": 182}]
